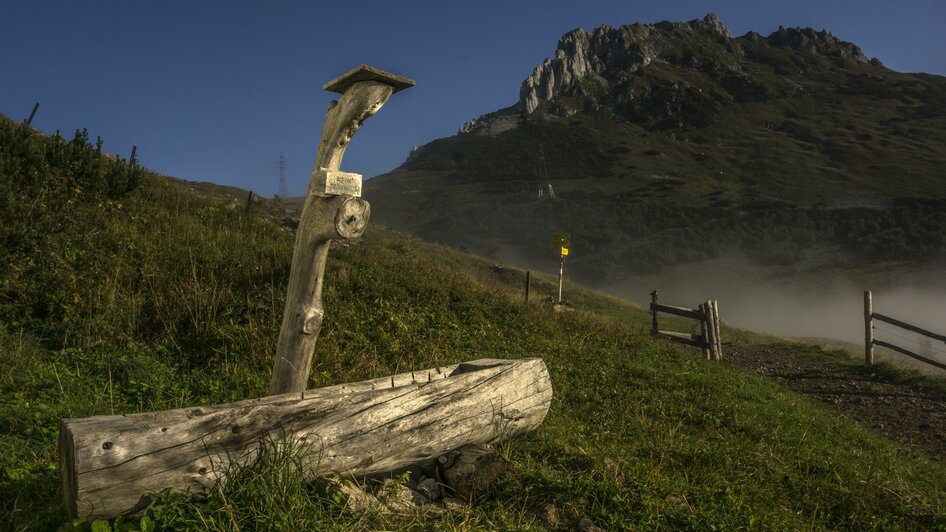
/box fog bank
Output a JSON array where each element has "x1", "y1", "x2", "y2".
[{"x1": 603, "y1": 257, "x2": 946, "y2": 368}]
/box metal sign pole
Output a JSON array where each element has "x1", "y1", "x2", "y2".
[
  {"x1": 549, "y1": 232, "x2": 570, "y2": 305},
  {"x1": 558, "y1": 253, "x2": 564, "y2": 303}
]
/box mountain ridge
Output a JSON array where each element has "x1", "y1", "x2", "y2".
[
  {"x1": 366, "y1": 13, "x2": 946, "y2": 283},
  {"x1": 459, "y1": 13, "x2": 876, "y2": 135}
]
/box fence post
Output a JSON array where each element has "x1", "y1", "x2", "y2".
[
  {"x1": 712, "y1": 300, "x2": 723, "y2": 360},
  {"x1": 864, "y1": 290, "x2": 874, "y2": 366},
  {"x1": 699, "y1": 302, "x2": 711, "y2": 359},
  {"x1": 244, "y1": 190, "x2": 254, "y2": 221},
  {"x1": 524, "y1": 270, "x2": 531, "y2": 303},
  {"x1": 650, "y1": 290, "x2": 659, "y2": 335},
  {"x1": 26, "y1": 102, "x2": 39, "y2": 125}
]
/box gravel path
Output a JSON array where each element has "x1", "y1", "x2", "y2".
[{"x1": 724, "y1": 343, "x2": 946, "y2": 461}]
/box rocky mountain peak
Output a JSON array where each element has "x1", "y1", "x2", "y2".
[
  {"x1": 516, "y1": 13, "x2": 868, "y2": 118},
  {"x1": 765, "y1": 25, "x2": 868, "y2": 63},
  {"x1": 699, "y1": 12, "x2": 731, "y2": 38},
  {"x1": 518, "y1": 13, "x2": 737, "y2": 115}
]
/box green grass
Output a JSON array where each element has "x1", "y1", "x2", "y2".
[{"x1": 3, "y1": 117, "x2": 946, "y2": 530}]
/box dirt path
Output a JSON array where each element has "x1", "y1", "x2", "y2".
[{"x1": 724, "y1": 344, "x2": 946, "y2": 462}]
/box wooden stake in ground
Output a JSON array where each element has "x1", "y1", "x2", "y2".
[
  {"x1": 270, "y1": 65, "x2": 414, "y2": 395},
  {"x1": 711, "y1": 300, "x2": 723, "y2": 360},
  {"x1": 864, "y1": 290, "x2": 874, "y2": 366}
]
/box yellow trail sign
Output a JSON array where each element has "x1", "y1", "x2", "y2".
[{"x1": 561, "y1": 247, "x2": 569, "y2": 256}]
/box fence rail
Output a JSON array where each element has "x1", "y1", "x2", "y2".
[
  {"x1": 864, "y1": 290, "x2": 946, "y2": 371},
  {"x1": 650, "y1": 290, "x2": 723, "y2": 360}
]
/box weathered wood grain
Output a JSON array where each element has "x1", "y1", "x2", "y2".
[
  {"x1": 657, "y1": 330, "x2": 705, "y2": 348},
  {"x1": 699, "y1": 302, "x2": 711, "y2": 359},
  {"x1": 711, "y1": 300, "x2": 723, "y2": 360},
  {"x1": 872, "y1": 312, "x2": 946, "y2": 344},
  {"x1": 705, "y1": 301, "x2": 719, "y2": 360},
  {"x1": 60, "y1": 358, "x2": 552, "y2": 520},
  {"x1": 872, "y1": 340, "x2": 946, "y2": 371},
  {"x1": 650, "y1": 302, "x2": 705, "y2": 321},
  {"x1": 271, "y1": 68, "x2": 413, "y2": 395}
]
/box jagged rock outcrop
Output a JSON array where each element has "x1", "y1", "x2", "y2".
[
  {"x1": 512, "y1": 13, "x2": 868, "y2": 120},
  {"x1": 766, "y1": 25, "x2": 868, "y2": 63},
  {"x1": 456, "y1": 104, "x2": 522, "y2": 136},
  {"x1": 455, "y1": 13, "x2": 872, "y2": 135},
  {"x1": 519, "y1": 14, "x2": 733, "y2": 115}
]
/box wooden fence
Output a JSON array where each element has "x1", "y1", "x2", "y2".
[
  {"x1": 864, "y1": 290, "x2": 946, "y2": 371},
  {"x1": 650, "y1": 290, "x2": 723, "y2": 360}
]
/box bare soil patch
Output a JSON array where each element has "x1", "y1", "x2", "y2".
[{"x1": 725, "y1": 343, "x2": 946, "y2": 461}]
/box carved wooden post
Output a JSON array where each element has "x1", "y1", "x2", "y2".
[{"x1": 270, "y1": 65, "x2": 414, "y2": 395}]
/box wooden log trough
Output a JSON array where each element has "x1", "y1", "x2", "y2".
[{"x1": 60, "y1": 358, "x2": 552, "y2": 519}]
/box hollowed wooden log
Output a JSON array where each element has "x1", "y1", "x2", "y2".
[{"x1": 59, "y1": 358, "x2": 552, "y2": 519}]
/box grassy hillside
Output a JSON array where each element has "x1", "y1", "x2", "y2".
[
  {"x1": 3, "y1": 116, "x2": 946, "y2": 530},
  {"x1": 365, "y1": 21, "x2": 946, "y2": 282}
]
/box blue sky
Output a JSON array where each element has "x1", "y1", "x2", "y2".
[{"x1": 2, "y1": 1, "x2": 944, "y2": 197}]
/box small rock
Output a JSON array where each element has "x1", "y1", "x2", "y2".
[
  {"x1": 442, "y1": 497, "x2": 468, "y2": 512},
  {"x1": 315, "y1": 477, "x2": 380, "y2": 513},
  {"x1": 419, "y1": 503, "x2": 446, "y2": 518},
  {"x1": 439, "y1": 444, "x2": 513, "y2": 499},
  {"x1": 380, "y1": 479, "x2": 430, "y2": 511},
  {"x1": 577, "y1": 516, "x2": 605, "y2": 532},
  {"x1": 602, "y1": 457, "x2": 626, "y2": 483},
  {"x1": 533, "y1": 502, "x2": 560, "y2": 528},
  {"x1": 416, "y1": 477, "x2": 443, "y2": 501},
  {"x1": 665, "y1": 494, "x2": 690, "y2": 512}
]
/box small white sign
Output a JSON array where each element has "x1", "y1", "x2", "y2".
[{"x1": 314, "y1": 169, "x2": 363, "y2": 197}]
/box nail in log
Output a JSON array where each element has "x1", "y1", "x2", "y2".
[{"x1": 270, "y1": 65, "x2": 414, "y2": 395}]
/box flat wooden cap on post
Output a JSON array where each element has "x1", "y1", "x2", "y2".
[
  {"x1": 270, "y1": 65, "x2": 415, "y2": 395},
  {"x1": 322, "y1": 64, "x2": 415, "y2": 94}
]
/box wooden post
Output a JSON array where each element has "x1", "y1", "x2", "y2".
[
  {"x1": 703, "y1": 301, "x2": 719, "y2": 360},
  {"x1": 26, "y1": 102, "x2": 39, "y2": 125},
  {"x1": 243, "y1": 190, "x2": 254, "y2": 225},
  {"x1": 699, "y1": 302, "x2": 711, "y2": 359},
  {"x1": 650, "y1": 290, "x2": 659, "y2": 335},
  {"x1": 557, "y1": 255, "x2": 564, "y2": 303},
  {"x1": 865, "y1": 290, "x2": 874, "y2": 366},
  {"x1": 711, "y1": 300, "x2": 723, "y2": 360},
  {"x1": 525, "y1": 270, "x2": 531, "y2": 303},
  {"x1": 270, "y1": 65, "x2": 414, "y2": 395}
]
